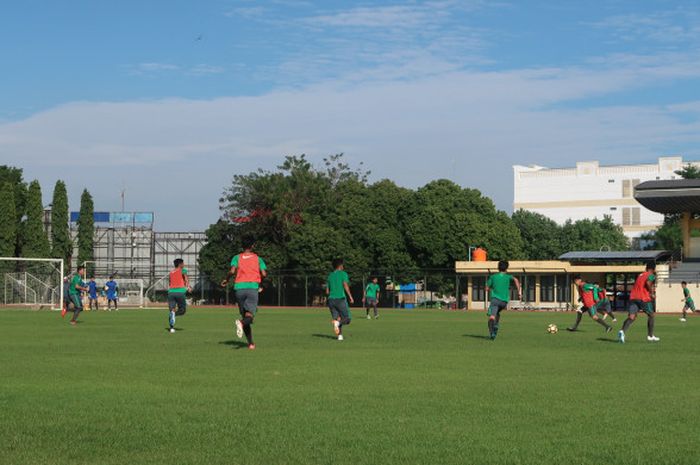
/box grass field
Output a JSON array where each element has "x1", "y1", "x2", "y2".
[{"x1": 1, "y1": 307, "x2": 699, "y2": 465}]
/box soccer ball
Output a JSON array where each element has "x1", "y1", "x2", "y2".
[{"x1": 547, "y1": 324, "x2": 558, "y2": 334}]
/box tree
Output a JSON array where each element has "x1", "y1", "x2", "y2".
[
  {"x1": 0, "y1": 165, "x2": 27, "y2": 255},
  {"x1": 675, "y1": 164, "x2": 700, "y2": 179},
  {"x1": 0, "y1": 183, "x2": 17, "y2": 264},
  {"x1": 51, "y1": 180, "x2": 71, "y2": 264},
  {"x1": 20, "y1": 180, "x2": 50, "y2": 258},
  {"x1": 512, "y1": 209, "x2": 563, "y2": 260},
  {"x1": 560, "y1": 217, "x2": 629, "y2": 252},
  {"x1": 77, "y1": 189, "x2": 94, "y2": 273}
]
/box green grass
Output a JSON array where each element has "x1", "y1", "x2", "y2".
[{"x1": 1, "y1": 307, "x2": 699, "y2": 465}]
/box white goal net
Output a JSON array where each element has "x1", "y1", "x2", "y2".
[
  {"x1": 92, "y1": 278, "x2": 145, "y2": 308},
  {"x1": 0, "y1": 257, "x2": 64, "y2": 310}
]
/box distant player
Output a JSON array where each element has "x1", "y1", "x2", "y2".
[
  {"x1": 567, "y1": 277, "x2": 612, "y2": 333},
  {"x1": 618, "y1": 261, "x2": 658, "y2": 343},
  {"x1": 221, "y1": 238, "x2": 267, "y2": 350},
  {"x1": 327, "y1": 258, "x2": 354, "y2": 341},
  {"x1": 65, "y1": 266, "x2": 88, "y2": 325},
  {"x1": 595, "y1": 282, "x2": 615, "y2": 322},
  {"x1": 105, "y1": 276, "x2": 119, "y2": 311},
  {"x1": 167, "y1": 258, "x2": 190, "y2": 333},
  {"x1": 485, "y1": 260, "x2": 521, "y2": 340},
  {"x1": 364, "y1": 277, "x2": 380, "y2": 319},
  {"x1": 680, "y1": 281, "x2": 695, "y2": 322},
  {"x1": 87, "y1": 277, "x2": 99, "y2": 311}
]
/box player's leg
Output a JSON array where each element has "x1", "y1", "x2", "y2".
[
  {"x1": 487, "y1": 299, "x2": 498, "y2": 339},
  {"x1": 240, "y1": 289, "x2": 258, "y2": 347},
  {"x1": 645, "y1": 304, "x2": 659, "y2": 341},
  {"x1": 619, "y1": 301, "x2": 639, "y2": 343},
  {"x1": 336, "y1": 300, "x2": 350, "y2": 340},
  {"x1": 373, "y1": 299, "x2": 379, "y2": 318},
  {"x1": 234, "y1": 290, "x2": 247, "y2": 339},
  {"x1": 70, "y1": 295, "x2": 83, "y2": 324},
  {"x1": 329, "y1": 299, "x2": 341, "y2": 336},
  {"x1": 567, "y1": 309, "x2": 584, "y2": 331},
  {"x1": 167, "y1": 294, "x2": 177, "y2": 332},
  {"x1": 493, "y1": 302, "x2": 505, "y2": 336},
  {"x1": 366, "y1": 299, "x2": 370, "y2": 318},
  {"x1": 589, "y1": 305, "x2": 612, "y2": 332},
  {"x1": 175, "y1": 295, "x2": 187, "y2": 316}
]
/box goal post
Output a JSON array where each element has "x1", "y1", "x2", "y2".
[{"x1": 0, "y1": 257, "x2": 64, "y2": 310}]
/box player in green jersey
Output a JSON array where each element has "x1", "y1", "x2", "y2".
[
  {"x1": 485, "y1": 261, "x2": 522, "y2": 340},
  {"x1": 327, "y1": 258, "x2": 354, "y2": 341},
  {"x1": 681, "y1": 281, "x2": 696, "y2": 322},
  {"x1": 364, "y1": 277, "x2": 381, "y2": 319}
]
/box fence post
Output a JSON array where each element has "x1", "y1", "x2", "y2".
[
  {"x1": 305, "y1": 275, "x2": 309, "y2": 308},
  {"x1": 277, "y1": 276, "x2": 282, "y2": 307}
]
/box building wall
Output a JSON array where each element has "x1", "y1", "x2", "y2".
[{"x1": 513, "y1": 156, "x2": 696, "y2": 238}]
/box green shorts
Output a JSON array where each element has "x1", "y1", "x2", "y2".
[
  {"x1": 629, "y1": 300, "x2": 654, "y2": 315},
  {"x1": 685, "y1": 300, "x2": 696, "y2": 312},
  {"x1": 581, "y1": 303, "x2": 597, "y2": 316},
  {"x1": 69, "y1": 293, "x2": 83, "y2": 310}
]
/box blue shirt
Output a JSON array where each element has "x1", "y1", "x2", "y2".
[
  {"x1": 88, "y1": 281, "x2": 98, "y2": 298},
  {"x1": 105, "y1": 280, "x2": 118, "y2": 299}
]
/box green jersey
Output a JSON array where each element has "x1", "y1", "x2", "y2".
[
  {"x1": 684, "y1": 287, "x2": 693, "y2": 304},
  {"x1": 69, "y1": 275, "x2": 84, "y2": 296},
  {"x1": 487, "y1": 273, "x2": 513, "y2": 302},
  {"x1": 365, "y1": 283, "x2": 380, "y2": 299},
  {"x1": 327, "y1": 270, "x2": 350, "y2": 299}
]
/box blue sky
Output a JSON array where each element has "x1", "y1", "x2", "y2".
[{"x1": 2, "y1": 0, "x2": 700, "y2": 229}]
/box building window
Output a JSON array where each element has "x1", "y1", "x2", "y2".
[
  {"x1": 622, "y1": 178, "x2": 640, "y2": 198},
  {"x1": 472, "y1": 276, "x2": 486, "y2": 302},
  {"x1": 610, "y1": 207, "x2": 617, "y2": 211},
  {"x1": 540, "y1": 275, "x2": 555, "y2": 302},
  {"x1": 608, "y1": 179, "x2": 615, "y2": 183},
  {"x1": 622, "y1": 207, "x2": 641, "y2": 226},
  {"x1": 511, "y1": 275, "x2": 535, "y2": 302},
  {"x1": 556, "y1": 275, "x2": 571, "y2": 302}
]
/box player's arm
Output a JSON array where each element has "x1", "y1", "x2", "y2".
[
  {"x1": 221, "y1": 266, "x2": 237, "y2": 287},
  {"x1": 343, "y1": 281, "x2": 354, "y2": 304},
  {"x1": 646, "y1": 276, "x2": 656, "y2": 299},
  {"x1": 184, "y1": 272, "x2": 192, "y2": 292},
  {"x1": 512, "y1": 276, "x2": 522, "y2": 300}
]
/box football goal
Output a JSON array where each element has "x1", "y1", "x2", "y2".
[{"x1": 0, "y1": 257, "x2": 64, "y2": 310}]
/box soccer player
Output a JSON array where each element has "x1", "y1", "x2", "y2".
[
  {"x1": 105, "y1": 275, "x2": 119, "y2": 311},
  {"x1": 61, "y1": 276, "x2": 72, "y2": 315},
  {"x1": 618, "y1": 261, "x2": 658, "y2": 343},
  {"x1": 221, "y1": 238, "x2": 267, "y2": 350},
  {"x1": 485, "y1": 260, "x2": 521, "y2": 340},
  {"x1": 364, "y1": 277, "x2": 380, "y2": 319},
  {"x1": 66, "y1": 266, "x2": 88, "y2": 325},
  {"x1": 680, "y1": 281, "x2": 695, "y2": 322},
  {"x1": 167, "y1": 258, "x2": 190, "y2": 333},
  {"x1": 87, "y1": 277, "x2": 99, "y2": 311},
  {"x1": 595, "y1": 282, "x2": 616, "y2": 322},
  {"x1": 567, "y1": 277, "x2": 612, "y2": 333},
  {"x1": 326, "y1": 258, "x2": 354, "y2": 341}
]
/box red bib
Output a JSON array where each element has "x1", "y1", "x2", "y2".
[
  {"x1": 235, "y1": 253, "x2": 262, "y2": 284},
  {"x1": 169, "y1": 269, "x2": 185, "y2": 289},
  {"x1": 630, "y1": 272, "x2": 652, "y2": 302}
]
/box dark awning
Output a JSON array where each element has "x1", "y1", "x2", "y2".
[
  {"x1": 635, "y1": 179, "x2": 700, "y2": 214},
  {"x1": 558, "y1": 250, "x2": 671, "y2": 262}
]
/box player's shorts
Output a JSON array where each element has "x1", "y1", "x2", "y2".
[
  {"x1": 328, "y1": 298, "x2": 351, "y2": 322},
  {"x1": 168, "y1": 292, "x2": 187, "y2": 316},
  {"x1": 487, "y1": 298, "x2": 508, "y2": 317},
  {"x1": 628, "y1": 300, "x2": 654, "y2": 315},
  {"x1": 684, "y1": 300, "x2": 696, "y2": 312},
  {"x1": 365, "y1": 297, "x2": 377, "y2": 307},
  {"x1": 582, "y1": 303, "x2": 598, "y2": 316},
  {"x1": 598, "y1": 301, "x2": 612, "y2": 313},
  {"x1": 69, "y1": 293, "x2": 83, "y2": 310},
  {"x1": 236, "y1": 289, "x2": 259, "y2": 317}
]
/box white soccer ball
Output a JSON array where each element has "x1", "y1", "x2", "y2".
[{"x1": 547, "y1": 324, "x2": 558, "y2": 334}]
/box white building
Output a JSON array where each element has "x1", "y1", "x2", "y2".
[{"x1": 513, "y1": 156, "x2": 698, "y2": 238}]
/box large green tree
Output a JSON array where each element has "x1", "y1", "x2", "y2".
[
  {"x1": 0, "y1": 165, "x2": 27, "y2": 255},
  {"x1": 50, "y1": 180, "x2": 72, "y2": 264},
  {"x1": 0, "y1": 183, "x2": 17, "y2": 269},
  {"x1": 560, "y1": 217, "x2": 629, "y2": 252},
  {"x1": 77, "y1": 189, "x2": 94, "y2": 273},
  {"x1": 21, "y1": 180, "x2": 50, "y2": 258},
  {"x1": 512, "y1": 209, "x2": 563, "y2": 260}
]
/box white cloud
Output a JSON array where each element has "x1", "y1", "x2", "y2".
[{"x1": 4, "y1": 54, "x2": 700, "y2": 229}]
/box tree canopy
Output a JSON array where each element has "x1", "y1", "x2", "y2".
[
  {"x1": 20, "y1": 180, "x2": 50, "y2": 258},
  {"x1": 51, "y1": 180, "x2": 72, "y2": 264},
  {"x1": 77, "y1": 189, "x2": 95, "y2": 273}
]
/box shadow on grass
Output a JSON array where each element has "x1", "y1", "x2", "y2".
[
  {"x1": 219, "y1": 340, "x2": 248, "y2": 349},
  {"x1": 596, "y1": 337, "x2": 619, "y2": 344},
  {"x1": 312, "y1": 334, "x2": 338, "y2": 340},
  {"x1": 164, "y1": 327, "x2": 185, "y2": 332},
  {"x1": 463, "y1": 334, "x2": 492, "y2": 340}
]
